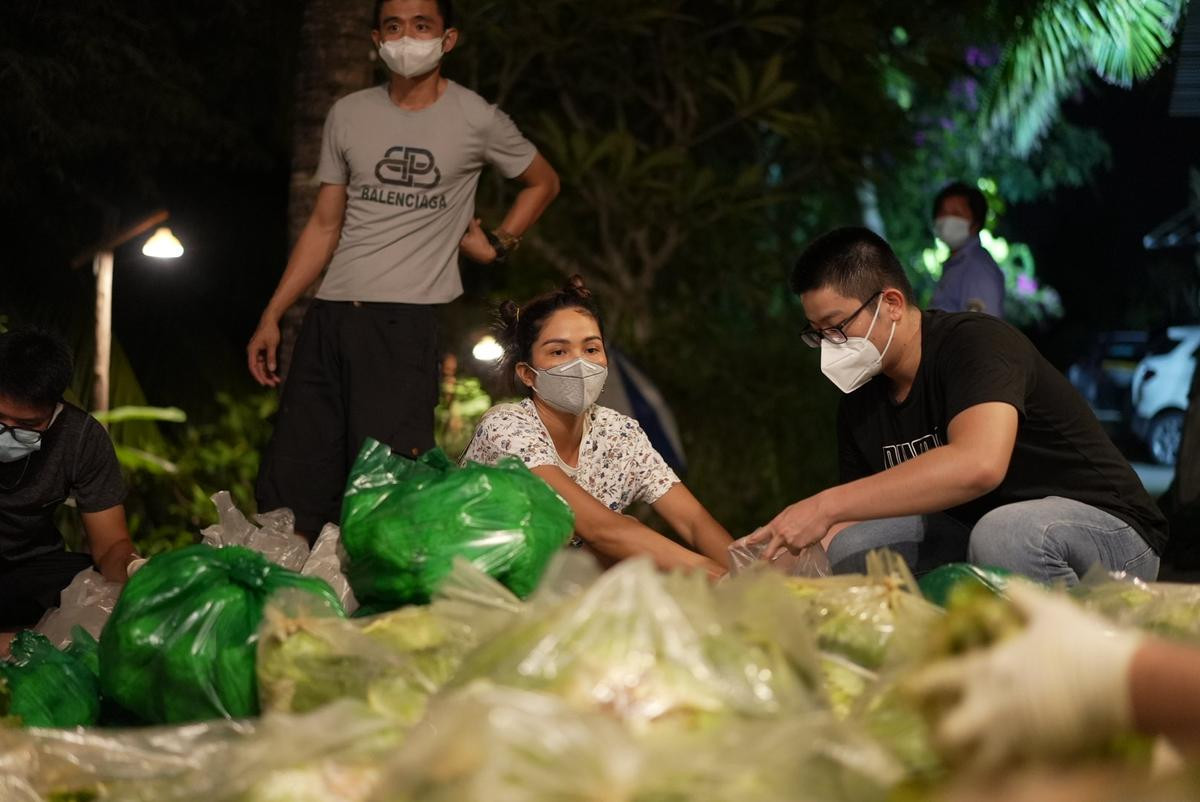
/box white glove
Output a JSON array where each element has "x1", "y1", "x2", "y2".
[
  {"x1": 907, "y1": 579, "x2": 1143, "y2": 771},
  {"x1": 126, "y1": 557, "x2": 148, "y2": 578}
]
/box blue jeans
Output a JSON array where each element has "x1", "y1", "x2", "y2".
[{"x1": 826, "y1": 496, "x2": 1159, "y2": 585}]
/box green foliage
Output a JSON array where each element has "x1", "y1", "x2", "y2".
[
  {"x1": 57, "y1": 391, "x2": 278, "y2": 557},
  {"x1": 434, "y1": 375, "x2": 494, "y2": 461},
  {"x1": 453, "y1": 0, "x2": 992, "y2": 341},
  {"x1": 874, "y1": 31, "x2": 1114, "y2": 326},
  {"x1": 983, "y1": 0, "x2": 1188, "y2": 155}
]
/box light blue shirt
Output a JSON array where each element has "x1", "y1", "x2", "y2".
[{"x1": 930, "y1": 236, "x2": 1006, "y2": 319}]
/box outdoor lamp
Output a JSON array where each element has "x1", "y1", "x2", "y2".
[
  {"x1": 472, "y1": 335, "x2": 504, "y2": 362},
  {"x1": 141, "y1": 227, "x2": 184, "y2": 259}
]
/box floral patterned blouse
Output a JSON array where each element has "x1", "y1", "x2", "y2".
[{"x1": 461, "y1": 399, "x2": 680, "y2": 515}]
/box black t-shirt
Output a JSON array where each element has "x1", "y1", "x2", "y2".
[
  {"x1": 0, "y1": 403, "x2": 126, "y2": 561},
  {"x1": 837, "y1": 310, "x2": 1169, "y2": 554}
]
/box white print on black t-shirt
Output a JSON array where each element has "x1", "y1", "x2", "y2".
[{"x1": 883, "y1": 429, "x2": 945, "y2": 469}]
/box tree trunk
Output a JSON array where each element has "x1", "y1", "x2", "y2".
[{"x1": 277, "y1": 0, "x2": 377, "y2": 379}]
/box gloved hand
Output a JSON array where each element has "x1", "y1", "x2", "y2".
[{"x1": 907, "y1": 579, "x2": 1143, "y2": 771}]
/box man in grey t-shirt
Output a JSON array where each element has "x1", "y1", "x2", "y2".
[{"x1": 247, "y1": 0, "x2": 560, "y2": 538}]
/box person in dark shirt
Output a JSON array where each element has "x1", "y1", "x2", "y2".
[
  {"x1": 0, "y1": 329, "x2": 138, "y2": 651},
  {"x1": 751, "y1": 227, "x2": 1166, "y2": 584}
]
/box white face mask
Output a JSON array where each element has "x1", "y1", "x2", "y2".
[
  {"x1": 0, "y1": 403, "x2": 62, "y2": 464},
  {"x1": 526, "y1": 358, "x2": 608, "y2": 416},
  {"x1": 378, "y1": 35, "x2": 446, "y2": 78},
  {"x1": 820, "y1": 300, "x2": 896, "y2": 394},
  {"x1": 933, "y1": 215, "x2": 973, "y2": 250}
]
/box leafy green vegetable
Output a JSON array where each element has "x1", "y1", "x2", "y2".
[
  {"x1": 257, "y1": 597, "x2": 473, "y2": 723},
  {"x1": 449, "y1": 558, "x2": 817, "y2": 729}
]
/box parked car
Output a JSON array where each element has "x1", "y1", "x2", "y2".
[
  {"x1": 1066, "y1": 330, "x2": 1149, "y2": 428},
  {"x1": 1131, "y1": 325, "x2": 1200, "y2": 465}
]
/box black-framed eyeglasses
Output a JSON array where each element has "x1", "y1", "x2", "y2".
[
  {"x1": 0, "y1": 422, "x2": 45, "y2": 446},
  {"x1": 800, "y1": 291, "x2": 883, "y2": 348}
]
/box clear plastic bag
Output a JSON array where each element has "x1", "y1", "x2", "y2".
[
  {"x1": 0, "y1": 699, "x2": 400, "y2": 802},
  {"x1": 447, "y1": 555, "x2": 819, "y2": 729},
  {"x1": 727, "y1": 531, "x2": 832, "y2": 577},
  {"x1": 370, "y1": 684, "x2": 900, "y2": 802},
  {"x1": 201, "y1": 490, "x2": 310, "y2": 572},
  {"x1": 370, "y1": 683, "x2": 641, "y2": 802},
  {"x1": 783, "y1": 550, "x2": 943, "y2": 671},
  {"x1": 301, "y1": 523, "x2": 359, "y2": 614},
  {"x1": 634, "y1": 711, "x2": 904, "y2": 802},
  {"x1": 33, "y1": 567, "x2": 123, "y2": 648},
  {"x1": 1072, "y1": 566, "x2": 1200, "y2": 644}
]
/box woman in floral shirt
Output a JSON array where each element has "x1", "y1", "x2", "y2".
[{"x1": 462, "y1": 276, "x2": 732, "y2": 577}]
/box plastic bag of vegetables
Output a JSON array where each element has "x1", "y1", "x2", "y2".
[
  {"x1": 1072, "y1": 567, "x2": 1200, "y2": 644},
  {"x1": 258, "y1": 556, "x2": 530, "y2": 721},
  {"x1": 373, "y1": 683, "x2": 641, "y2": 802},
  {"x1": 340, "y1": 440, "x2": 574, "y2": 609},
  {"x1": 0, "y1": 699, "x2": 399, "y2": 802},
  {"x1": 785, "y1": 550, "x2": 943, "y2": 671},
  {"x1": 448, "y1": 556, "x2": 818, "y2": 729},
  {"x1": 99, "y1": 544, "x2": 343, "y2": 724},
  {"x1": 0, "y1": 626, "x2": 99, "y2": 728},
  {"x1": 917, "y1": 563, "x2": 1012, "y2": 608}
]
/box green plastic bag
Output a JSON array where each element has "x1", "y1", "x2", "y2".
[
  {"x1": 99, "y1": 544, "x2": 343, "y2": 724},
  {"x1": 0, "y1": 627, "x2": 100, "y2": 728},
  {"x1": 340, "y1": 440, "x2": 574, "y2": 608},
  {"x1": 917, "y1": 563, "x2": 1013, "y2": 608}
]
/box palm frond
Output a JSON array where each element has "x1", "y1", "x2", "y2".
[
  {"x1": 983, "y1": 0, "x2": 1188, "y2": 155},
  {"x1": 1085, "y1": 0, "x2": 1186, "y2": 85}
]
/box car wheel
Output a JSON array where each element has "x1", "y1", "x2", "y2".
[{"x1": 1148, "y1": 409, "x2": 1185, "y2": 466}]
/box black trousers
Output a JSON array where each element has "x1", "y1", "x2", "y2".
[
  {"x1": 256, "y1": 300, "x2": 439, "y2": 537},
  {"x1": 0, "y1": 550, "x2": 94, "y2": 629}
]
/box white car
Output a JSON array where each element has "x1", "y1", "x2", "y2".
[{"x1": 1131, "y1": 325, "x2": 1200, "y2": 465}]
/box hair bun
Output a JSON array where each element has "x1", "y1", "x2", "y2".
[
  {"x1": 498, "y1": 299, "x2": 520, "y2": 328},
  {"x1": 564, "y1": 274, "x2": 591, "y2": 300}
]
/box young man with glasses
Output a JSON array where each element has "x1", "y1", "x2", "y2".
[
  {"x1": 0, "y1": 329, "x2": 138, "y2": 649},
  {"x1": 750, "y1": 227, "x2": 1166, "y2": 585}
]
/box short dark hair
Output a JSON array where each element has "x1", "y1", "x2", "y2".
[
  {"x1": 496, "y1": 276, "x2": 605, "y2": 396},
  {"x1": 0, "y1": 328, "x2": 73, "y2": 409},
  {"x1": 790, "y1": 227, "x2": 915, "y2": 305},
  {"x1": 373, "y1": 0, "x2": 454, "y2": 30},
  {"x1": 933, "y1": 181, "x2": 988, "y2": 229}
]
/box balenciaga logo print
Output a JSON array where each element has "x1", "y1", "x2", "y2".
[
  {"x1": 374, "y1": 146, "x2": 441, "y2": 188},
  {"x1": 364, "y1": 146, "x2": 447, "y2": 209}
]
